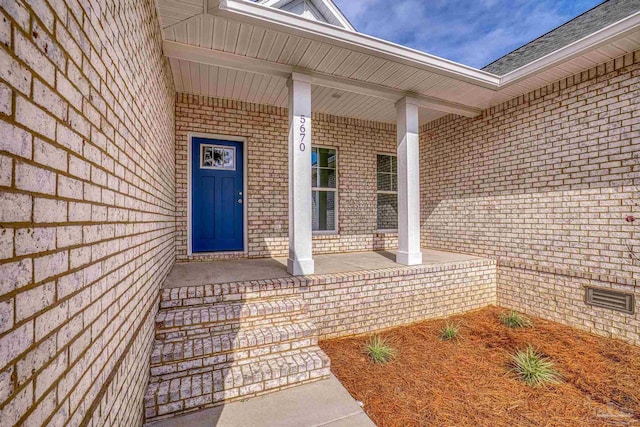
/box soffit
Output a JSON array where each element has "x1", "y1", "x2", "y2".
[{"x1": 155, "y1": 0, "x2": 640, "y2": 124}]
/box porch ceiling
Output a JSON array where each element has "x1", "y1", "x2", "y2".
[
  {"x1": 156, "y1": 0, "x2": 640, "y2": 124},
  {"x1": 168, "y1": 58, "x2": 449, "y2": 123}
]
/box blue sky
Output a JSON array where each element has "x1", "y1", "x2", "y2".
[{"x1": 333, "y1": 0, "x2": 604, "y2": 68}]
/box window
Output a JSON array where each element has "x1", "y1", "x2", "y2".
[
  {"x1": 312, "y1": 147, "x2": 337, "y2": 232},
  {"x1": 377, "y1": 154, "x2": 398, "y2": 230}
]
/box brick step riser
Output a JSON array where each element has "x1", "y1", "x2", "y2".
[
  {"x1": 149, "y1": 347, "x2": 330, "y2": 386},
  {"x1": 159, "y1": 292, "x2": 303, "y2": 309},
  {"x1": 152, "y1": 330, "x2": 318, "y2": 366},
  {"x1": 160, "y1": 286, "x2": 300, "y2": 309},
  {"x1": 152, "y1": 323, "x2": 317, "y2": 360},
  {"x1": 155, "y1": 312, "x2": 309, "y2": 340},
  {"x1": 150, "y1": 337, "x2": 318, "y2": 377},
  {"x1": 145, "y1": 368, "x2": 330, "y2": 421}
]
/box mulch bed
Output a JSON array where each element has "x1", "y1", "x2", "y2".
[{"x1": 319, "y1": 306, "x2": 640, "y2": 427}]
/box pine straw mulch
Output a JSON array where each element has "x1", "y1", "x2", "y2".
[{"x1": 319, "y1": 306, "x2": 640, "y2": 427}]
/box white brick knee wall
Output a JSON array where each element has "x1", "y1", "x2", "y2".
[{"x1": 0, "y1": 1, "x2": 175, "y2": 425}]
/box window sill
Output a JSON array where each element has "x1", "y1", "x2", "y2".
[{"x1": 376, "y1": 230, "x2": 398, "y2": 235}]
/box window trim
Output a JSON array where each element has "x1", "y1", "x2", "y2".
[
  {"x1": 312, "y1": 144, "x2": 339, "y2": 235},
  {"x1": 376, "y1": 152, "x2": 398, "y2": 233}
]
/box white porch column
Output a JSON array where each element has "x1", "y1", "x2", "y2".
[
  {"x1": 287, "y1": 73, "x2": 314, "y2": 276},
  {"x1": 395, "y1": 97, "x2": 423, "y2": 266}
]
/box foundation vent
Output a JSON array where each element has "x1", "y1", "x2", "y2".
[{"x1": 585, "y1": 287, "x2": 635, "y2": 314}]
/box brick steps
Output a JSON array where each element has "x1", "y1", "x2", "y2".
[
  {"x1": 149, "y1": 322, "x2": 318, "y2": 377},
  {"x1": 145, "y1": 283, "x2": 330, "y2": 423},
  {"x1": 145, "y1": 346, "x2": 330, "y2": 420},
  {"x1": 155, "y1": 298, "x2": 308, "y2": 341},
  {"x1": 159, "y1": 281, "x2": 299, "y2": 309}
]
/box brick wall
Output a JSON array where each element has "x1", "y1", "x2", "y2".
[
  {"x1": 304, "y1": 259, "x2": 497, "y2": 339},
  {"x1": 0, "y1": 1, "x2": 175, "y2": 425},
  {"x1": 421, "y1": 51, "x2": 639, "y2": 344},
  {"x1": 175, "y1": 94, "x2": 398, "y2": 261},
  {"x1": 160, "y1": 258, "x2": 497, "y2": 339}
]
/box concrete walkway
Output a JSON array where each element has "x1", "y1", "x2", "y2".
[{"x1": 146, "y1": 375, "x2": 375, "y2": 427}]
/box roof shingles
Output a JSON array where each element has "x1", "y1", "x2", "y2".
[{"x1": 482, "y1": 0, "x2": 640, "y2": 75}]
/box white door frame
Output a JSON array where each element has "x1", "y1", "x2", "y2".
[{"x1": 187, "y1": 132, "x2": 249, "y2": 256}]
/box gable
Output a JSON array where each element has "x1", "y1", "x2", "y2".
[{"x1": 258, "y1": 0, "x2": 356, "y2": 31}]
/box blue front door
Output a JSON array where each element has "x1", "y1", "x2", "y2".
[{"x1": 192, "y1": 138, "x2": 244, "y2": 252}]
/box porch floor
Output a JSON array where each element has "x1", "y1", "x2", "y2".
[{"x1": 164, "y1": 248, "x2": 485, "y2": 288}]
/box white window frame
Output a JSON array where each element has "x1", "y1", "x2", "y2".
[
  {"x1": 376, "y1": 153, "x2": 398, "y2": 233},
  {"x1": 312, "y1": 145, "x2": 338, "y2": 235}
]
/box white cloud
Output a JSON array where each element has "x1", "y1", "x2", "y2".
[{"x1": 333, "y1": 0, "x2": 603, "y2": 68}]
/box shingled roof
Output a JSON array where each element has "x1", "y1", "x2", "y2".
[{"x1": 483, "y1": 0, "x2": 640, "y2": 75}]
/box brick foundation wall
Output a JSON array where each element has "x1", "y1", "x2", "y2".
[
  {"x1": 421, "y1": 51, "x2": 640, "y2": 344},
  {"x1": 175, "y1": 94, "x2": 398, "y2": 261},
  {"x1": 160, "y1": 258, "x2": 497, "y2": 339},
  {"x1": 0, "y1": 1, "x2": 175, "y2": 425},
  {"x1": 498, "y1": 263, "x2": 639, "y2": 345},
  {"x1": 305, "y1": 259, "x2": 497, "y2": 339}
]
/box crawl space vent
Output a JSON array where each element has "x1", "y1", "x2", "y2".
[{"x1": 585, "y1": 287, "x2": 635, "y2": 314}]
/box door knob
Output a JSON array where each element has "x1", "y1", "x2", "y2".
[{"x1": 237, "y1": 199, "x2": 243, "y2": 204}]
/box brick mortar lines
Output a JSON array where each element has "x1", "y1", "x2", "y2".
[
  {"x1": 0, "y1": 6, "x2": 175, "y2": 208},
  {"x1": 79, "y1": 294, "x2": 160, "y2": 427},
  {"x1": 1, "y1": 230, "x2": 174, "y2": 333},
  {"x1": 159, "y1": 259, "x2": 497, "y2": 339},
  {"x1": 420, "y1": 49, "x2": 640, "y2": 344},
  {"x1": 0, "y1": 0, "x2": 175, "y2": 426},
  {"x1": 498, "y1": 259, "x2": 638, "y2": 288},
  {"x1": 7, "y1": 235, "x2": 174, "y2": 426},
  {"x1": 421, "y1": 50, "x2": 640, "y2": 281},
  {"x1": 175, "y1": 95, "x2": 398, "y2": 261},
  {"x1": 498, "y1": 265, "x2": 640, "y2": 345},
  {"x1": 421, "y1": 51, "x2": 640, "y2": 133}
]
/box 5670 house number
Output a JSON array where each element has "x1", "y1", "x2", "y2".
[{"x1": 299, "y1": 114, "x2": 307, "y2": 152}]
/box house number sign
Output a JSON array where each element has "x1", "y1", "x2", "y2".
[{"x1": 299, "y1": 114, "x2": 307, "y2": 152}]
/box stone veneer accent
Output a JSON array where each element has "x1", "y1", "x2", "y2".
[
  {"x1": 175, "y1": 95, "x2": 398, "y2": 261},
  {"x1": 421, "y1": 51, "x2": 640, "y2": 345},
  {"x1": 0, "y1": 1, "x2": 175, "y2": 425}
]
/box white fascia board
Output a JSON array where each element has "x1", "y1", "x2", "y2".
[
  {"x1": 215, "y1": 0, "x2": 501, "y2": 89},
  {"x1": 163, "y1": 40, "x2": 483, "y2": 117},
  {"x1": 500, "y1": 11, "x2": 640, "y2": 87},
  {"x1": 215, "y1": 0, "x2": 640, "y2": 93}
]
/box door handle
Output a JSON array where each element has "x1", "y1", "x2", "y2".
[{"x1": 237, "y1": 199, "x2": 243, "y2": 204}]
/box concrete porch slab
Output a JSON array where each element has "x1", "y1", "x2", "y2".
[
  {"x1": 145, "y1": 375, "x2": 375, "y2": 427},
  {"x1": 164, "y1": 248, "x2": 484, "y2": 288}
]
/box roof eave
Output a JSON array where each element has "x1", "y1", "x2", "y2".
[
  {"x1": 216, "y1": 0, "x2": 502, "y2": 89},
  {"x1": 500, "y1": 11, "x2": 640, "y2": 87}
]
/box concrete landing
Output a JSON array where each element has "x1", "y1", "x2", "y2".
[
  {"x1": 164, "y1": 248, "x2": 484, "y2": 288},
  {"x1": 145, "y1": 375, "x2": 375, "y2": 427}
]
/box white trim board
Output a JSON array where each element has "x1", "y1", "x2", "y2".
[
  {"x1": 187, "y1": 132, "x2": 249, "y2": 256},
  {"x1": 162, "y1": 41, "x2": 484, "y2": 118}
]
